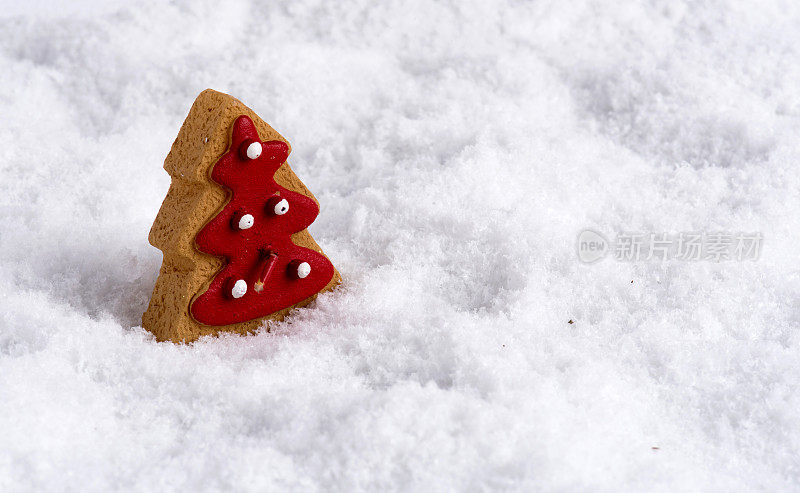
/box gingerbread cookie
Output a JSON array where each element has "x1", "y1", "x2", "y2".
[{"x1": 142, "y1": 89, "x2": 340, "y2": 343}]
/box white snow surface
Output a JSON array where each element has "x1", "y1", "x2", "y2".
[{"x1": 1, "y1": 1, "x2": 800, "y2": 491}]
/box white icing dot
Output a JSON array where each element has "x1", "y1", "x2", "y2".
[
  {"x1": 273, "y1": 198, "x2": 289, "y2": 215},
  {"x1": 231, "y1": 279, "x2": 248, "y2": 298},
  {"x1": 296, "y1": 262, "x2": 311, "y2": 279},
  {"x1": 237, "y1": 214, "x2": 254, "y2": 230},
  {"x1": 246, "y1": 141, "x2": 262, "y2": 160}
]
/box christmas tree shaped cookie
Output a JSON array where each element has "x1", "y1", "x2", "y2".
[{"x1": 143, "y1": 90, "x2": 340, "y2": 342}]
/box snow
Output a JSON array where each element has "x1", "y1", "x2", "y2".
[{"x1": 1, "y1": 0, "x2": 800, "y2": 491}]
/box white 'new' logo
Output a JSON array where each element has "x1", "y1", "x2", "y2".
[{"x1": 577, "y1": 230, "x2": 608, "y2": 263}]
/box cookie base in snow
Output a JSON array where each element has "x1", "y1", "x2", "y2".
[{"x1": 142, "y1": 89, "x2": 340, "y2": 343}]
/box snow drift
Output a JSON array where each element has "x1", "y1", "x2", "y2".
[{"x1": 1, "y1": 0, "x2": 799, "y2": 490}]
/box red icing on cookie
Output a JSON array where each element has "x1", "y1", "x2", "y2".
[{"x1": 190, "y1": 115, "x2": 335, "y2": 326}]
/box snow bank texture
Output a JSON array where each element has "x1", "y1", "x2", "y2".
[{"x1": 1, "y1": 0, "x2": 799, "y2": 491}]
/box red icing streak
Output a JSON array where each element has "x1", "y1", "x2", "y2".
[{"x1": 190, "y1": 115, "x2": 335, "y2": 326}]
